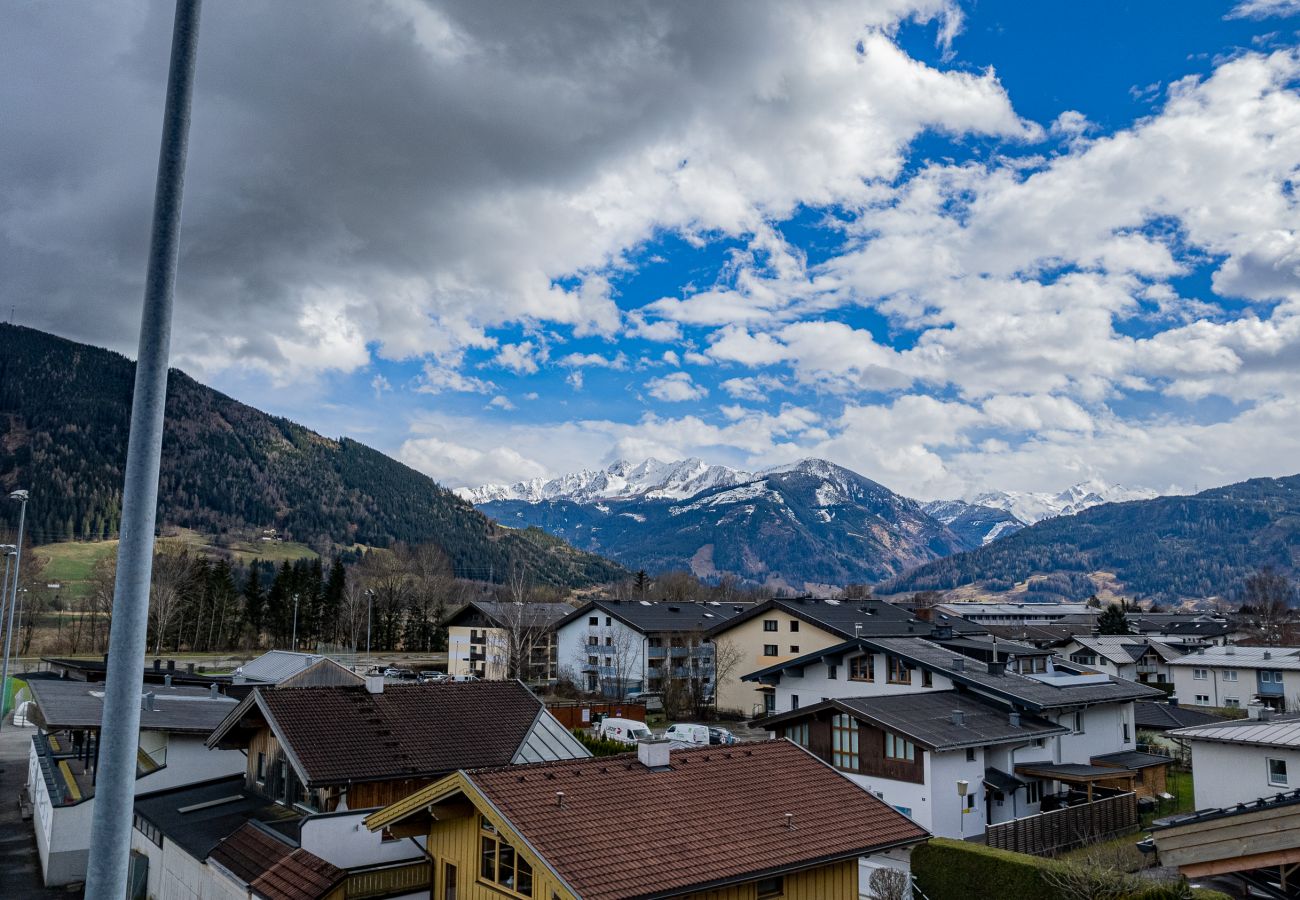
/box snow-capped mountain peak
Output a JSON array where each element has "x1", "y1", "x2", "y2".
[
  {"x1": 971, "y1": 480, "x2": 1157, "y2": 524},
  {"x1": 455, "y1": 457, "x2": 752, "y2": 505}
]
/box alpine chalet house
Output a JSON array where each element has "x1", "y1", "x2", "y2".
[
  {"x1": 553, "y1": 599, "x2": 743, "y2": 699},
  {"x1": 445, "y1": 600, "x2": 571, "y2": 683},
  {"x1": 747, "y1": 636, "x2": 1163, "y2": 842},
  {"x1": 363, "y1": 740, "x2": 929, "y2": 900},
  {"x1": 1058, "y1": 635, "x2": 1183, "y2": 686},
  {"x1": 703, "y1": 596, "x2": 985, "y2": 717},
  {"x1": 128, "y1": 679, "x2": 588, "y2": 900},
  {"x1": 24, "y1": 677, "x2": 242, "y2": 886}
]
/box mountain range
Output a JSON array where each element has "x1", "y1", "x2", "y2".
[
  {"x1": 970, "y1": 481, "x2": 1159, "y2": 524},
  {"x1": 0, "y1": 324, "x2": 622, "y2": 588}
]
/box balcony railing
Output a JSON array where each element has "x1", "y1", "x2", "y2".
[
  {"x1": 345, "y1": 859, "x2": 431, "y2": 899},
  {"x1": 648, "y1": 647, "x2": 667, "y2": 658}
]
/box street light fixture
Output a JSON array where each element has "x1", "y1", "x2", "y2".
[
  {"x1": 291, "y1": 593, "x2": 299, "y2": 652},
  {"x1": 957, "y1": 779, "x2": 970, "y2": 838},
  {"x1": 0, "y1": 489, "x2": 30, "y2": 732}
]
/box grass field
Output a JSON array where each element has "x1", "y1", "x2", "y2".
[{"x1": 32, "y1": 530, "x2": 318, "y2": 599}]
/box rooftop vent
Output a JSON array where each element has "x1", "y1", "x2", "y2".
[
  {"x1": 637, "y1": 739, "x2": 672, "y2": 770},
  {"x1": 988, "y1": 662, "x2": 1006, "y2": 677},
  {"x1": 1009, "y1": 711, "x2": 1021, "y2": 727},
  {"x1": 1167, "y1": 695, "x2": 1179, "y2": 708},
  {"x1": 365, "y1": 675, "x2": 385, "y2": 694},
  {"x1": 951, "y1": 710, "x2": 965, "y2": 726},
  {"x1": 1265, "y1": 651, "x2": 1273, "y2": 660},
  {"x1": 164, "y1": 674, "x2": 172, "y2": 688},
  {"x1": 555, "y1": 791, "x2": 565, "y2": 808},
  {"x1": 141, "y1": 691, "x2": 156, "y2": 712},
  {"x1": 952, "y1": 658, "x2": 965, "y2": 672},
  {"x1": 784, "y1": 812, "x2": 795, "y2": 830},
  {"x1": 209, "y1": 684, "x2": 219, "y2": 699}
]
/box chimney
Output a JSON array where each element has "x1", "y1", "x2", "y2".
[
  {"x1": 951, "y1": 710, "x2": 965, "y2": 726},
  {"x1": 951, "y1": 658, "x2": 965, "y2": 672},
  {"x1": 164, "y1": 674, "x2": 172, "y2": 688},
  {"x1": 1168, "y1": 695, "x2": 1179, "y2": 708},
  {"x1": 141, "y1": 691, "x2": 155, "y2": 712},
  {"x1": 933, "y1": 624, "x2": 953, "y2": 639},
  {"x1": 1009, "y1": 711, "x2": 1021, "y2": 727},
  {"x1": 187, "y1": 662, "x2": 196, "y2": 675},
  {"x1": 784, "y1": 812, "x2": 795, "y2": 830},
  {"x1": 1225, "y1": 646, "x2": 1235, "y2": 655},
  {"x1": 153, "y1": 659, "x2": 162, "y2": 672},
  {"x1": 1265, "y1": 650, "x2": 1273, "y2": 660},
  {"x1": 916, "y1": 606, "x2": 933, "y2": 623},
  {"x1": 988, "y1": 662, "x2": 1006, "y2": 677},
  {"x1": 365, "y1": 675, "x2": 385, "y2": 694},
  {"x1": 637, "y1": 739, "x2": 672, "y2": 770},
  {"x1": 167, "y1": 660, "x2": 176, "y2": 673},
  {"x1": 1248, "y1": 703, "x2": 1267, "y2": 720},
  {"x1": 209, "y1": 684, "x2": 219, "y2": 699},
  {"x1": 556, "y1": 791, "x2": 565, "y2": 808}
]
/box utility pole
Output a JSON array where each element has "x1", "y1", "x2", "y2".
[
  {"x1": 84, "y1": 3, "x2": 201, "y2": 897},
  {"x1": 291, "y1": 593, "x2": 299, "y2": 651},
  {"x1": 0, "y1": 545, "x2": 14, "y2": 730},
  {"x1": 0, "y1": 491, "x2": 30, "y2": 731},
  {"x1": 365, "y1": 589, "x2": 374, "y2": 661}
]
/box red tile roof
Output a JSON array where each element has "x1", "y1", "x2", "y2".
[
  {"x1": 241, "y1": 681, "x2": 546, "y2": 786},
  {"x1": 208, "y1": 822, "x2": 345, "y2": 900},
  {"x1": 469, "y1": 740, "x2": 928, "y2": 900}
]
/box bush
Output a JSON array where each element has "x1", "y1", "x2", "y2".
[
  {"x1": 569, "y1": 728, "x2": 630, "y2": 757},
  {"x1": 911, "y1": 839, "x2": 1230, "y2": 900}
]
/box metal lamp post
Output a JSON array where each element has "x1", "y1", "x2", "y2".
[
  {"x1": 0, "y1": 489, "x2": 30, "y2": 732},
  {"x1": 957, "y1": 779, "x2": 970, "y2": 838},
  {"x1": 291, "y1": 593, "x2": 299, "y2": 651},
  {"x1": 365, "y1": 589, "x2": 374, "y2": 661}
]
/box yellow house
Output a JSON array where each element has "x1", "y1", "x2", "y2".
[
  {"x1": 706, "y1": 598, "x2": 984, "y2": 717},
  {"x1": 364, "y1": 739, "x2": 928, "y2": 900}
]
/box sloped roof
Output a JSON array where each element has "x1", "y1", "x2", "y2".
[
  {"x1": 1168, "y1": 645, "x2": 1300, "y2": 670},
  {"x1": 235, "y1": 651, "x2": 335, "y2": 684},
  {"x1": 209, "y1": 681, "x2": 563, "y2": 786},
  {"x1": 1134, "y1": 701, "x2": 1226, "y2": 731},
  {"x1": 134, "y1": 775, "x2": 302, "y2": 863},
  {"x1": 558, "y1": 598, "x2": 745, "y2": 634},
  {"x1": 1170, "y1": 713, "x2": 1300, "y2": 748},
  {"x1": 210, "y1": 822, "x2": 346, "y2": 900},
  {"x1": 1069, "y1": 636, "x2": 1182, "y2": 666},
  {"x1": 27, "y1": 679, "x2": 236, "y2": 733},
  {"x1": 705, "y1": 596, "x2": 983, "y2": 640},
  {"x1": 445, "y1": 600, "x2": 575, "y2": 629},
  {"x1": 1092, "y1": 750, "x2": 1174, "y2": 770},
  {"x1": 757, "y1": 691, "x2": 1068, "y2": 750},
  {"x1": 465, "y1": 741, "x2": 927, "y2": 900}
]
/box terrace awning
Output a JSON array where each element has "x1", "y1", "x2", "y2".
[{"x1": 1014, "y1": 762, "x2": 1137, "y2": 802}]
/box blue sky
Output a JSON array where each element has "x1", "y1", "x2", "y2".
[{"x1": 7, "y1": 0, "x2": 1300, "y2": 499}]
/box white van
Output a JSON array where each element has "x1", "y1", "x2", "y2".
[
  {"x1": 597, "y1": 717, "x2": 653, "y2": 745},
  {"x1": 663, "y1": 723, "x2": 710, "y2": 745}
]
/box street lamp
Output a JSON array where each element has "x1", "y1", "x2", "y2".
[
  {"x1": 364, "y1": 589, "x2": 374, "y2": 662},
  {"x1": 0, "y1": 489, "x2": 30, "y2": 732},
  {"x1": 290, "y1": 593, "x2": 299, "y2": 651},
  {"x1": 957, "y1": 779, "x2": 970, "y2": 838}
]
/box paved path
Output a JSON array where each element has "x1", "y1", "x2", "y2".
[{"x1": 0, "y1": 723, "x2": 81, "y2": 898}]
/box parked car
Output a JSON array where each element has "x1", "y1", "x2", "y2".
[
  {"x1": 383, "y1": 667, "x2": 402, "y2": 678},
  {"x1": 708, "y1": 727, "x2": 737, "y2": 745},
  {"x1": 597, "y1": 717, "x2": 653, "y2": 745},
  {"x1": 446, "y1": 674, "x2": 480, "y2": 683},
  {"x1": 626, "y1": 690, "x2": 664, "y2": 712},
  {"x1": 418, "y1": 671, "x2": 448, "y2": 683},
  {"x1": 663, "y1": 723, "x2": 710, "y2": 745}
]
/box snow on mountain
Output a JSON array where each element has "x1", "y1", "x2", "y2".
[
  {"x1": 922, "y1": 499, "x2": 1026, "y2": 547},
  {"x1": 456, "y1": 457, "x2": 752, "y2": 505},
  {"x1": 971, "y1": 479, "x2": 1158, "y2": 524}
]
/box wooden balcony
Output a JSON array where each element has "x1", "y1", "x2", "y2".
[{"x1": 344, "y1": 859, "x2": 431, "y2": 900}]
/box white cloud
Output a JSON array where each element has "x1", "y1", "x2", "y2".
[
  {"x1": 645, "y1": 371, "x2": 709, "y2": 402},
  {"x1": 416, "y1": 362, "x2": 497, "y2": 395},
  {"x1": 398, "y1": 436, "x2": 548, "y2": 488},
  {"x1": 492, "y1": 341, "x2": 546, "y2": 374},
  {"x1": 488, "y1": 394, "x2": 516, "y2": 410},
  {"x1": 558, "y1": 351, "x2": 628, "y2": 369},
  {"x1": 1227, "y1": 0, "x2": 1300, "y2": 20}
]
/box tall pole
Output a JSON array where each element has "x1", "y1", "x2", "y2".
[
  {"x1": 291, "y1": 593, "x2": 299, "y2": 651},
  {"x1": 84, "y1": 3, "x2": 201, "y2": 896},
  {"x1": 0, "y1": 494, "x2": 29, "y2": 730},
  {"x1": 366, "y1": 589, "x2": 373, "y2": 661}
]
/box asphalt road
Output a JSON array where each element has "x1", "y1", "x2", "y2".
[{"x1": 0, "y1": 722, "x2": 82, "y2": 898}]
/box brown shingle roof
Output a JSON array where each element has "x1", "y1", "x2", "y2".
[
  {"x1": 469, "y1": 740, "x2": 928, "y2": 900},
  {"x1": 209, "y1": 823, "x2": 345, "y2": 900},
  {"x1": 254, "y1": 681, "x2": 544, "y2": 786}
]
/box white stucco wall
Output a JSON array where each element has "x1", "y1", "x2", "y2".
[
  {"x1": 1054, "y1": 703, "x2": 1136, "y2": 762},
  {"x1": 771, "y1": 651, "x2": 958, "y2": 711},
  {"x1": 556, "y1": 615, "x2": 647, "y2": 695},
  {"x1": 300, "y1": 811, "x2": 427, "y2": 869},
  {"x1": 1187, "y1": 740, "x2": 1300, "y2": 809}
]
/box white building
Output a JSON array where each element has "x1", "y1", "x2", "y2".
[
  {"x1": 935, "y1": 602, "x2": 1098, "y2": 627},
  {"x1": 554, "y1": 599, "x2": 743, "y2": 697},
  {"x1": 748, "y1": 635, "x2": 1162, "y2": 839},
  {"x1": 1169, "y1": 709, "x2": 1300, "y2": 809},
  {"x1": 1060, "y1": 635, "x2": 1183, "y2": 684},
  {"x1": 1126, "y1": 613, "x2": 1245, "y2": 648},
  {"x1": 1168, "y1": 645, "x2": 1300, "y2": 711},
  {"x1": 24, "y1": 678, "x2": 244, "y2": 886}
]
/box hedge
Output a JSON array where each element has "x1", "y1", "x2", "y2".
[
  {"x1": 911, "y1": 838, "x2": 1231, "y2": 900},
  {"x1": 569, "y1": 728, "x2": 631, "y2": 757}
]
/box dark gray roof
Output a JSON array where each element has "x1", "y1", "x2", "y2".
[
  {"x1": 1152, "y1": 789, "x2": 1300, "y2": 832},
  {"x1": 934, "y1": 635, "x2": 1053, "y2": 658},
  {"x1": 558, "y1": 598, "x2": 745, "y2": 634},
  {"x1": 27, "y1": 679, "x2": 237, "y2": 733},
  {"x1": 984, "y1": 767, "x2": 1025, "y2": 793},
  {"x1": 1091, "y1": 750, "x2": 1174, "y2": 769},
  {"x1": 706, "y1": 597, "x2": 983, "y2": 641},
  {"x1": 743, "y1": 636, "x2": 1163, "y2": 712},
  {"x1": 1015, "y1": 762, "x2": 1134, "y2": 779},
  {"x1": 446, "y1": 600, "x2": 575, "y2": 630},
  {"x1": 1134, "y1": 701, "x2": 1226, "y2": 731},
  {"x1": 133, "y1": 775, "x2": 303, "y2": 861},
  {"x1": 984, "y1": 623, "x2": 1092, "y2": 646},
  {"x1": 759, "y1": 691, "x2": 1067, "y2": 750},
  {"x1": 1170, "y1": 713, "x2": 1300, "y2": 748}
]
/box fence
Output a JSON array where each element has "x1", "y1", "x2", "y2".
[
  {"x1": 344, "y1": 859, "x2": 431, "y2": 899},
  {"x1": 985, "y1": 792, "x2": 1138, "y2": 856},
  {"x1": 545, "y1": 699, "x2": 647, "y2": 729}
]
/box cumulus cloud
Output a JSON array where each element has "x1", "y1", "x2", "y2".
[{"x1": 645, "y1": 371, "x2": 709, "y2": 402}]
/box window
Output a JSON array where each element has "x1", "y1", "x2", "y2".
[
  {"x1": 791, "y1": 695, "x2": 800, "y2": 710},
  {"x1": 1223, "y1": 669, "x2": 1238, "y2": 682},
  {"x1": 605, "y1": 636, "x2": 612, "y2": 646},
  {"x1": 966, "y1": 748, "x2": 976, "y2": 762},
  {"x1": 892, "y1": 805, "x2": 913, "y2": 817},
  {"x1": 966, "y1": 794, "x2": 976, "y2": 810},
  {"x1": 785, "y1": 723, "x2": 809, "y2": 746},
  {"x1": 850, "y1": 654, "x2": 874, "y2": 682},
  {"x1": 1030, "y1": 738, "x2": 1045, "y2": 748},
  {"x1": 604, "y1": 657, "x2": 611, "y2": 667},
  {"x1": 1195, "y1": 694, "x2": 1210, "y2": 705},
  {"x1": 1193, "y1": 668, "x2": 1207, "y2": 680},
  {"x1": 886, "y1": 656, "x2": 911, "y2": 685},
  {"x1": 480, "y1": 817, "x2": 534, "y2": 897},
  {"x1": 756, "y1": 876, "x2": 784, "y2": 898},
  {"x1": 133, "y1": 813, "x2": 162, "y2": 848},
  {"x1": 827, "y1": 664, "x2": 838, "y2": 680},
  {"x1": 1270, "y1": 758, "x2": 1289, "y2": 787},
  {"x1": 1071, "y1": 712, "x2": 1085, "y2": 734},
  {"x1": 763, "y1": 644, "x2": 779, "y2": 657},
  {"x1": 790, "y1": 620, "x2": 800, "y2": 633},
  {"x1": 789, "y1": 645, "x2": 800, "y2": 654},
  {"x1": 764, "y1": 693, "x2": 776, "y2": 714},
  {"x1": 922, "y1": 670, "x2": 933, "y2": 688},
  {"x1": 443, "y1": 862, "x2": 457, "y2": 900},
  {"x1": 1025, "y1": 780, "x2": 1042, "y2": 804},
  {"x1": 255, "y1": 751, "x2": 266, "y2": 783},
  {"x1": 588, "y1": 616, "x2": 599, "y2": 626},
  {"x1": 1225, "y1": 697, "x2": 1240, "y2": 708},
  {"x1": 1123, "y1": 722, "x2": 1130, "y2": 742},
  {"x1": 605, "y1": 616, "x2": 612, "y2": 626},
  {"x1": 587, "y1": 655, "x2": 598, "y2": 666},
  {"x1": 763, "y1": 619, "x2": 778, "y2": 632},
  {"x1": 832, "y1": 713, "x2": 859, "y2": 770},
  {"x1": 587, "y1": 636, "x2": 599, "y2": 647},
  {"x1": 1071, "y1": 653, "x2": 1097, "y2": 667},
  {"x1": 884, "y1": 731, "x2": 915, "y2": 761}
]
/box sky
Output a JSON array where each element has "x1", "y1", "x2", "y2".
[{"x1": 6, "y1": 0, "x2": 1300, "y2": 500}]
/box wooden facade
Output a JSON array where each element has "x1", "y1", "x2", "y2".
[{"x1": 781, "y1": 710, "x2": 925, "y2": 785}]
